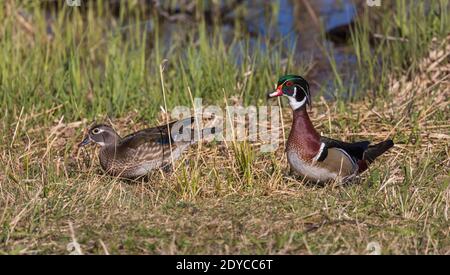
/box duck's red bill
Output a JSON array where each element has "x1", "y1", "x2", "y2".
[{"x1": 267, "y1": 86, "x2": 283, "y2": 98}]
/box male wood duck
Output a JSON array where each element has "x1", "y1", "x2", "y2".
[
  {"x1": 79, "y1": 117, "x2": 216, "y2": 179},
  {"x1": 268, "y1": 75, "x2": 394, "y2": 183}
]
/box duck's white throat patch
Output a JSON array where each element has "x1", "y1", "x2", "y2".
[{"x1": 288, "y1": 87, "x2": 307, "y2": 110}]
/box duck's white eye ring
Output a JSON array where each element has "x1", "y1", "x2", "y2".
[{"x1": 92, "y1": 128, "x2": 101, "y2": 134}]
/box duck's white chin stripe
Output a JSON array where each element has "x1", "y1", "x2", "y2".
[
  {"x1": 289, "y1": 96, "x2": 306, "y2": 110},
  {"x1": 287, "y1": 86, "x2": 306, "y2": 110}
]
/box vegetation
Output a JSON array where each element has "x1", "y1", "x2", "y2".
[{"x1": 0, "y1": 0, "x2": 448, "y2": 254}]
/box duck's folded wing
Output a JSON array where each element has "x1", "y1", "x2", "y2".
[
  {"x1": 316, "y1": 137, "x2": 370, "y2": 162},
  {"x1": 118, "y1": 118, "x2": 197, "y2": 161},
  {"x1": 120, "y1": 117, "x2": 195, "y2": 149},
  {"x1": 117, "y1": 128, "x2": 181, "y2": 163},
  {"x1": 120, "y1": 127, "x2": 170, "y2": 148}
]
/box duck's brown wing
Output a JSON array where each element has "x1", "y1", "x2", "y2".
[
  {"x1": 120, "y1": 127, "x2": 170, "y2": 149},
  {"x1": 120, "y1": 117, "x2": 195, "y2": 147},
  {"x1": 117, "y1": 117, "x2": 196, "y2": 160}
]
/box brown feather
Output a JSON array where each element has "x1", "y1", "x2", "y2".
[{"x1": 286, "y1": 106, "x2": 321, "y2": 161}]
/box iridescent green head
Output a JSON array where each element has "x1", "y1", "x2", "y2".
[{"x1": 268, "y1": 75, "x2": 311, "y2": 110}]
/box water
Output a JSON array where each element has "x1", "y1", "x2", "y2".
[
  {"x1": 266, "y1": 0, "x2": 359, "y2": 96},
  {"x1": 252, "y1": 0, "x2": 359, "y2": 95},
  {"x1": 121, "y1": 0, "x2": 360, "y2": 97}
]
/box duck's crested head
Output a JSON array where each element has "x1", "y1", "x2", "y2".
[
  {"x1": 267, "y1": 75, "x2": 311, "y2": 110},
  {"x1": 79, "y1": 124, "x2": 120, "y2": 147}
]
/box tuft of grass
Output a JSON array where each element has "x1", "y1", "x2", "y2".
[{"x1": 232, "y1": 142, "x2": 255, "y2": 188}]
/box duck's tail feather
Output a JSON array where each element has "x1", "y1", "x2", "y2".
[{"x1": 363, "y1": 140, "x2": 394, "y2": 164}]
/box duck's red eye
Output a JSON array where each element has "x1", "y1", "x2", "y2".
[{"x1": 285, "y1": 81, "x2": 293, "y2": 87}]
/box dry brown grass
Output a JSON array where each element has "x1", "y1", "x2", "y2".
[{"x1": 1, "y1": 34, "x2": 449, "y2": 255}]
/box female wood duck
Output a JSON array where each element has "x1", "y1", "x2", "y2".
[
  {"x1": 79, "y1": 117, "x2": 216, "y2": 179},
  {"x1": 268, "y1": 75, "x2": 394, "y2": 183}
]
